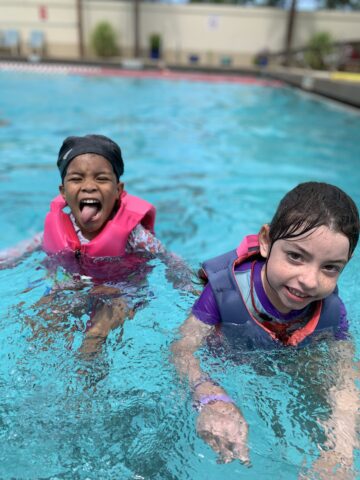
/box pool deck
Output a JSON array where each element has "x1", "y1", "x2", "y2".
[
  {"x1": 263, "y1": 66, "x2": 360, "y2": 109},
  {"x1": 0, "y1": 57, "x2": 359, "y2": 108}
]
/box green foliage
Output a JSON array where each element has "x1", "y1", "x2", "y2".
[
  {"x1": 149, "y1": 33, "x2": 161, "y2": 50},
  {"x1": 149, "y1": 33, "x2": 162, "y2": 59},
  {"x1": 322, "y1": 0, "x2": 360, "y2": 8},
  {"x1": 91, "y1": 21, "x2": 118, "y2": 58},
  {"x1": 304, "y1": 32, "x2": 333, "y2": 70},
  {"x1": 264, "y1": 0, "x2": 283, "y2": 5}
]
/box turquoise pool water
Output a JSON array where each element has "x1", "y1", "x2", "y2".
[{"x1": 0, "y1": 69, "x2": 360, "y2": 479}]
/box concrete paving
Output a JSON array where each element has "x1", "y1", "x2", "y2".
[{"x1": 264, "y1": 67, "x2": 360, "y2": 108}]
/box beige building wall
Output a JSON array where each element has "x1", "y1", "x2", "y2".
[
  {"x1": 0, "y1": 0, "x2": 359, "y2": 67},
  {"x1": 0, "y1": 1, "x2": 79, "y2": 57}
]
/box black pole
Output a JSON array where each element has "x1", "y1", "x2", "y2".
[
  {"x1": 284, "y1": 0, "x2": 296, "y2": 66},
  {"x1": 133, "y1": 0, "x2": 140, "y2": 58},
  {"x1": 134, "y1": 0, "x2": 140, "y2": 58},
  {"x1": 77, "y1": 0, "x2": 85, "y2": 58}
]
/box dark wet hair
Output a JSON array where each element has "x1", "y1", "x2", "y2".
[{"x1": 269, "y1": 182, "x2": 360, "y2": 258}]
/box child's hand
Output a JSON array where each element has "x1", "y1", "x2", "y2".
[{"x1": 196, "y1": 401, "x2": 250, "y2": 464}]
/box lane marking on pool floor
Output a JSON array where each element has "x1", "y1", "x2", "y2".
[{"x1": 0, "y1": 61, "x2": 282, "y2": 87}]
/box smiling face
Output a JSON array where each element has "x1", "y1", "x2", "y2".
[
  {"x1": 258, "y1": 224, "x2": 350, "y2": 313},
  {"x1": 59, "y1": 153, "x2": 123, "y2": 240}
]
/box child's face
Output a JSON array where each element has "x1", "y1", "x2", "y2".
[
  {"x1": 259, "y1": 225, "x2": 350, "y2": 313},
  {"x1": 59, "y1": 153, "x2": 123, "y2": 240}
]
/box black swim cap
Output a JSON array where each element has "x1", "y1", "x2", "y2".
[{"x1": 57, "y1": 134, "x2": 124, "y2": 181}]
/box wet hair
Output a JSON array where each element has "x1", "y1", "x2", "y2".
[{"x1": 268, "y1": 182, "x2": 360, "y2": 258}]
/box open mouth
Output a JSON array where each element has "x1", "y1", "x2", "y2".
[
  {"x1": 286, "y1": 286, "x2": 310, "y2": 300},
  {"x1": 79, "y1": 199, "x2": 102, "y2": 223}
]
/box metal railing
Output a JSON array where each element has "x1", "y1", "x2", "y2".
[{"x1": 258, "y1": 40, "x2": 360, "y2": 72}]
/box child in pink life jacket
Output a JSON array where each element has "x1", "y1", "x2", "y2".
[
  {"x1": 0, "y1": 134, "x2": 166, "y2": 264},
  {"x1": 45, "y1": 134, "x2": 167, "y2": 353},
  {"x1": 172, "y1": 182, "x2": 360, "y2": 475},
  {"x1": 1, "y1": 134, "x2": 190, "y2": 355},
  {"x1": 45, "y1": 134, "x2": 161, "y2": 260}
]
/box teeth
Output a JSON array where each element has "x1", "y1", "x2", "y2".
[
  {"x1": 80, "y1": 199, "x2": 101, "y2": 211},
  {"x1": 288, "y1": 287, "x2": 308, "y2": 298}
]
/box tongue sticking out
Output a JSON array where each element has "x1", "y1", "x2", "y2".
[{"x1": 80, "y1": 205, "x2": 99, "y2": 224}]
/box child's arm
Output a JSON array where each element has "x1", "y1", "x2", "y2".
[
  {"x1": 0, "y1": 232, "x2": 43, "y2": 268},
  {"x1": 310, "y1": 340, "x2": 359, "y2": 479},
  {"x1": 171, "y1": 314, "x2": 250, "y2": 464},
  {"x1": 127, "y1": 224, "x2": 195, "y2": 291}
]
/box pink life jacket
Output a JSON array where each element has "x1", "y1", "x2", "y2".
[{"x1": 43, "y1": 191, "x2": 156, "y2": 258}]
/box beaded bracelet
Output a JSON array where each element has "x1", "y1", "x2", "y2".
[
  {"x1": 199, "y1": 394, "x2": 234, "y2": 406},
  {"x1": 194, "y1": 394, "x2": 234, "y2": 411}
]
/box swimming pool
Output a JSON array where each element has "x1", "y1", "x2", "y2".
[{"x1": 0, "y1": 66, "x2": 360, "y2": 479}]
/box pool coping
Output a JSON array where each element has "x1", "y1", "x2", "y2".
[
  {"x1": 1, "y1": 57, "x2": 359, "y2": 108},
  {"x1": 0, "y1": 57, "x2": 281, "y2": 87}
]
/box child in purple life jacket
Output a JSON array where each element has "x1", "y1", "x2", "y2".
[{"x1": 172, "y1": 182, "x2": 360, "y2": 477}]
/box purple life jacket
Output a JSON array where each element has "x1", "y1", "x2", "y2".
[{"x1": 201, "y1": 235, "x2": 342, "y2": 350}]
